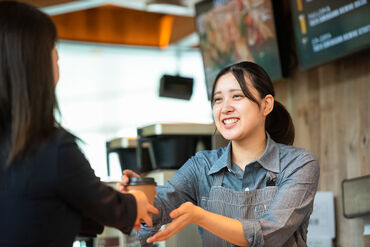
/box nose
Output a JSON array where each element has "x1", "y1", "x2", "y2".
[{"x1": 221, "y1": 97, "x2": 234, "y2": 114}]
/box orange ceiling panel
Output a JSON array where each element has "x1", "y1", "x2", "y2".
[
  {"x1": 170, "y1": 15, "x2": 195, "y2": 44},
  {"x1": 51, "y1": 5, "x2": 196, "y2": 48},
  {"x1": 159, "y1": 15, "x2": 174, "y2": 48}
]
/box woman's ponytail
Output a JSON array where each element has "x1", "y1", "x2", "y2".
[{"x1": 265, "y1": 100, "x2": 295, "y2": 145}]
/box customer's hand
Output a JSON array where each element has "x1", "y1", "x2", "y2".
[
  {"x1": 129, "y1": 190, "x2": 159, "y2": 231},
  {"x1": 116, "y1": 169, "x2": 140, "y2": 192}
]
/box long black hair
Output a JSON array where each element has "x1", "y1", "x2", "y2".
[
  {"x1": 0, "y1": 1, "x2": 59, "y2": 165},
  {"x1": 211, "y1": 61, "x2": 295, "y2": 145}
]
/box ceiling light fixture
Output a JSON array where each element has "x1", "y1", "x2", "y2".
[
  {"x1": 146, "y1": 0, "x2": 186, "y2": 7},
  {"x1": 146, "y1": 0, "x2": 193, "y2": 16}
]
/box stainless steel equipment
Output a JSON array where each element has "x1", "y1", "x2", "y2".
[
  {"x1": 106, "y1": 137, "x2": 151, "y2": 176},
  {"x1": 136, "y1": 123, "x2": 216, "y2": 171}
]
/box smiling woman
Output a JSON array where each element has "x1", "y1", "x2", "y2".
[
  {"x1": 121, "y1": 61, "x2": 320, "y2": 247},
  {"x1": 212, "y1": 72, "x2": 270, "y2": 145},
  {"x1": 211, "y1": 61, "x2": 295, "y2": 147}
]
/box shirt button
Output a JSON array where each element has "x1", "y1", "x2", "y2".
[{"x1": 245, "y1": 187, "x2": 250, "y2": 191}]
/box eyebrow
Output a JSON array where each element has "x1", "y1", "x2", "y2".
[{"x1": 214, "y1": 88, "x2": 243, "y2": 95}]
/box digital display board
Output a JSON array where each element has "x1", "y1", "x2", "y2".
[
  {"x1": 195, "y1": 0, "x2": 283, "y2": 100},
  {"x1": 291, "y1": 0, "x2": 370, "y2": 69}
]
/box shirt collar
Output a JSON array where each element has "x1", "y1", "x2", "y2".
[
  {"x1": 207, "y1": 132, "x2": 280, "y2": 175},
  {"x1": 257, "y1": 132, "x2": 280, "y2": 173},
  {"x1": 207, "y1": 142, "x2": 232, "y2": 175}
]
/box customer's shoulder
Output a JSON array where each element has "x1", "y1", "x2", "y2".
[{"x1": 53, "y1": 128, "x2": 79, "y2": 147}]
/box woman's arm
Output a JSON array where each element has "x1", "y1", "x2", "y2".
[
  {"x1": 147, "y1": 202, "x2": 248, "y2": 246},
  {"x1": 247, "y1": 159, "x2": 320, "y2": 247},
  {"x1": 56, "y1": 132, "x2": 157, "y2": 233}
]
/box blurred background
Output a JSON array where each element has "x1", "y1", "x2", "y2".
[{"x1": 14, "y1": 0, "x2": 370, "y2": 246}]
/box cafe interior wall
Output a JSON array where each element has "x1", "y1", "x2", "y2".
[
  {"x1": 55, "y1": 41, "x2": 213, "y2": 181},
  {"x1": 273, "y1": 47, "x2": 370, "y2": 247}
]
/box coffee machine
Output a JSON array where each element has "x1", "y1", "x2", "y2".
[
  {"x1": 106, "y1": 137, "x2": 152, "y2": 177},
  {"x1": 136, "y1": 123, "x2": 221, "y2": 171},
  {"x1": 106, "y1": 123, "x2": 228, "y2": 176}
]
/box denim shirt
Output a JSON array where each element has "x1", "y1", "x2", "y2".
[{"x1": 138, "y1": 133, "x2": 320, "y2": 246}]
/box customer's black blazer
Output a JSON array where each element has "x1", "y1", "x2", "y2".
[{"x1": 0, "y1": 130, "x2": 136, "y2": 246}]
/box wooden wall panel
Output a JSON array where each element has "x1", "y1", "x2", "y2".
[{"x1": 274, "y1": 48, "x2": 370, "y2": 247}]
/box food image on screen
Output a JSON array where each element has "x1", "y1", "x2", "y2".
[{"x1": 196, "y1": 0, "x2": 282, "y2": 99}]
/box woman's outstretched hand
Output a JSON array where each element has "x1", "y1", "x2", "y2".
[{"x1": 146, "y1": 202, "x2": 203, "y2": 243}]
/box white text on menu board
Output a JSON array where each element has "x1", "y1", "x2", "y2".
[
  {"x1": 308, "y1": 0, "x2": 367, "y2": 27},
  {"x1": 311, "y1": 24, "x2": 370, "y2": 53}
]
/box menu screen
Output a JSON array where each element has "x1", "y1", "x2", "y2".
[
  {"x1": 195, "y1": 0, "x2": 282, "y2": 100},
  {"x1": 291, "y1": 0, "x2": 370, "y2": 69}
]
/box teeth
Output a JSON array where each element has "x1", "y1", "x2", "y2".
[{"x1": 223, "y1": 119, "x2": 238, "y2": 124}]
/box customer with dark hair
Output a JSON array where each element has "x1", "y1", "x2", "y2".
[
  {"x1": 0, "y1": 1, "x2": 157, "y2": 246},
  {"x1": 121, "y1": 61, "x2": 320, "y2": 246}
]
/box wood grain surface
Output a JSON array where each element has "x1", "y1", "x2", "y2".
[{"x1": 274, "y1": 48, "x2": 370, "y2": 247}]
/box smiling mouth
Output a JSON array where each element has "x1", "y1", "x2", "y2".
[{"x1": 222, "y1": 118, "x2": 239, "y2": 125}]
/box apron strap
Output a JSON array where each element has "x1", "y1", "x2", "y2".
[{"x1": 213, "y1": 170, "x2": 225, "y2": 187}]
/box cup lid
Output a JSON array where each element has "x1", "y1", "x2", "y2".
[{"x1": 129, "y1": 177, "x2": 157, "y2": 186}]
